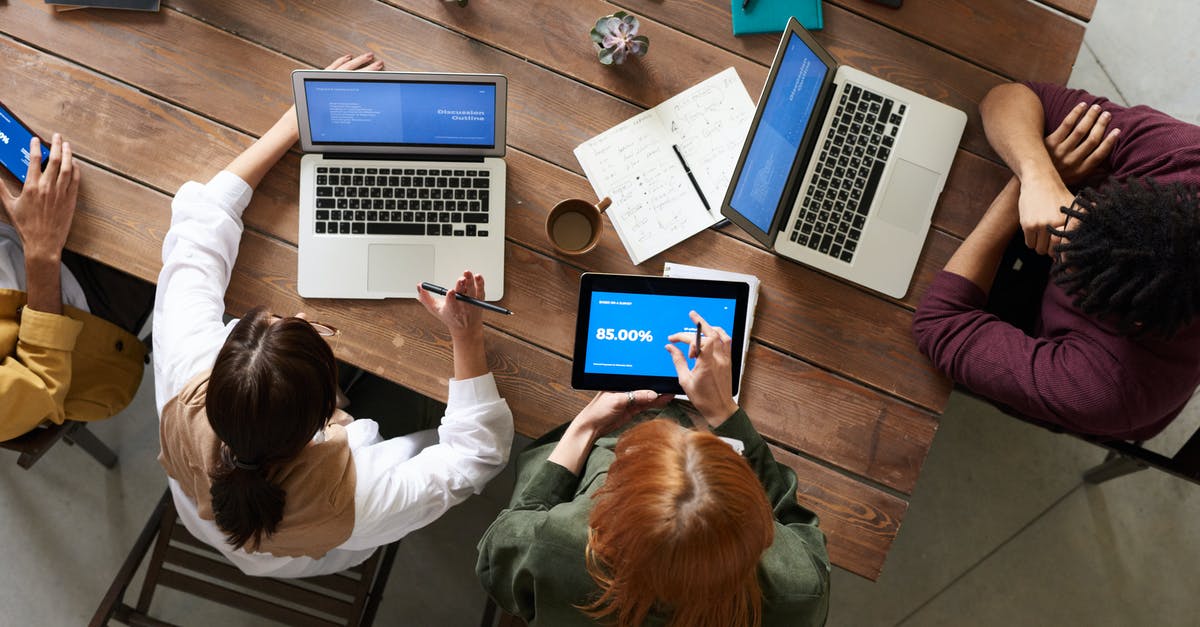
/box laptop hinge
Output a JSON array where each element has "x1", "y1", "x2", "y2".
[
  {"x1": 322, "y1": 153, "x2": 487, "y2": 163},
  {"x1": 778, "y1": 82, "x2": 840, "y2": 236}
]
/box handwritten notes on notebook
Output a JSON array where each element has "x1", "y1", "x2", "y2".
[{"x1": 574, "y1": 68, "x2": 754, "y2": 264}]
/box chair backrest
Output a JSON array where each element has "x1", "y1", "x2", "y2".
[
  {"x1": 92, "y1": 489, "x2": 399, "y2": 627},
  {"x1": 964, "y1": 387, "x2": 1200, "y2": 485}
]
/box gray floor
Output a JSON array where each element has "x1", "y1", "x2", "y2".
[{"x1": 3, "y1": 2, "x2": 1199, "y2": 625}]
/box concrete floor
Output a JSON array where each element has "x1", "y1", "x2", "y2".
[{"x1": 3, "y1": 2, "x2": 1198, "y2": 625}]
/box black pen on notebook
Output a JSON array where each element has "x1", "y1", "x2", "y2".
[
  {"x1": 742, "y1": 0, "x2": 753, "y2": 12},
  {"x1": 420, "y1": 282, "x2": 513, "y2": 315},
  {"x1": 672, "y1": 144, "x2": 713, "y2": 217}
]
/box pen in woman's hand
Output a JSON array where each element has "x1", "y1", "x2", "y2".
[{"x1": 419, "y1": 281, "x2": 513, "y2": 315}]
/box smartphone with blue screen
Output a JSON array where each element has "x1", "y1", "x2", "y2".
[{"x1": 0, "y1": 100, "x2": 49, "y2": 184}]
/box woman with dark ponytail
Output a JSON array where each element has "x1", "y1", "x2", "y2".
[{"x1": 153, "y1": 53, "x2": 514, "y2": 577}]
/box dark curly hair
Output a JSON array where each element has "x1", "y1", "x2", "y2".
[{"x1": 1050, "y1": 178, "x2": 1200, "y2": 338}]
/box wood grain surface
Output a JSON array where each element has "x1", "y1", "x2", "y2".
[{"x1": 0, "y1": 0, "x2": 1088, "y2": 580}]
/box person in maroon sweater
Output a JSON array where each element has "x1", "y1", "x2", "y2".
[{"x1": 912, "y1": 82, "x2": 1200, "y2": 441}]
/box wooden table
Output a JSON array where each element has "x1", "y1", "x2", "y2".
[{"x1": 0, "y1": 0, "x2": 1090, "y2": 580}]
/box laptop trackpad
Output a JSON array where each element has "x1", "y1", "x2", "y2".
[
  {"x1": 367, "y1": 245, "x2": 435, "y2": 294},
  {"x1": 877, "y1": 160, "x2": 939, "y2": 235}
]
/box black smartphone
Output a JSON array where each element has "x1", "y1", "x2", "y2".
[{"x1": 0, "y1": 100, "x2": 50, "y2": 183}]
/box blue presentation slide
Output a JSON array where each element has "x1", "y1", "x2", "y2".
[
  {"x1": 0, "y1": 106, "x2": 45, "y2": 183},
  {"x1": 305, "y1": 80, "x2": 496, "y2": 146},
  {"x1": 730, "y1": 33, "x2": 828, "y2": 231},
  {"x1": 584, "y1": 291, "x2": 737, "y2": 378}
]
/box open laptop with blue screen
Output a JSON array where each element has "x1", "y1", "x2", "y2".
[
  {"x1": 721, "y1": 18, "x2": 966, "y2": 298},
  {"x1": 292, "y1": 71, "x2": 507, "y2": 299}
]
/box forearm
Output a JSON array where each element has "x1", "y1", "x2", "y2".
[
  {"x1": 450, "y1": 328, "x2": 489, "y2": 381},
  {"x1": 23, "y1": 253, "x2": 63, "y2": 314},
  {"x1": 224, "y1": 107, "x2": 300, "y2": 190},
  {"x1": 980, "y1": 83, "x2": 1060, "y2": 184},
  {"x1": 546, "y1": 421, "x2": 598, "y2": 476},
  {"x1": 943, "y1": 178, "x2": 1021, "y2": 295}
]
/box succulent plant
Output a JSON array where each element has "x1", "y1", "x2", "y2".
[{"x1": 591, "y1": 12, "x2": 649, "y2": 65}]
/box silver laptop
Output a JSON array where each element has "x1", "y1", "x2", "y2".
[
  {"x1": 293, "y1": 70, "x2": 507, "y2": 300},
  {"x1": 721, "y1": 18, "x2": 966, "y2": 299}
]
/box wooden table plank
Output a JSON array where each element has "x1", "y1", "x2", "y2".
[
  {"x1": 9, "y1": 1, "x2": 951, "y2": 413},
  {"x1": 156, "y1": 0, "x2": 1006, "y2": 277},
  {"x1": 610, "y1": 0, "x2": 1008, "y2": 161},
  {"x1": 1034, "y1": 0, "x2": 1096, "y2": 21},
  {"x1": 0, "y1": 26, "x2": 939, "y2": 494},
  {"x1": 772, "y1": 445, "x2": 908, "y2": 581},
  {"x1": 378, "y1": 0, "x2": 769, "y2": 111},
  {"x1": 826, "y1": 0, "x2": 1084, "y2": 84}
]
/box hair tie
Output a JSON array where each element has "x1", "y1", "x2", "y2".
[{"x1": 232, "y1": 456, "x2": 261, "y2": 471}]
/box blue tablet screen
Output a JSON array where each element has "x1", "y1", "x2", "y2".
[
  {"x1": 583, "y1": 291, "x2": 737, "y2": 377},
  {"x1": 304, "y1": 80, "x2": 496, "y2": 148}
]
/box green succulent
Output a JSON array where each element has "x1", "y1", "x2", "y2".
[{"x1": 591, "y1": 11, "x2": 649, "y2": 65}]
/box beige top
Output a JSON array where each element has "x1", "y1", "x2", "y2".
[{"x1": 158, "y1": 371, "x2": 357, "y2": 559}]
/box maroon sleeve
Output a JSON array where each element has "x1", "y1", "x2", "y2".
[
  {"x1": 1024, "y1": 82, "x2": 1200, "y2": 185},
  {"x1": 1023, "y1": 81, "x2": 1112, "y2": 135},
  {"x1": 912, "y1": 271, "x2": 1135, "y2": 435}
]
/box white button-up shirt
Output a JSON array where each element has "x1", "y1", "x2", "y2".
[{"x1": 153, "y1": 171, "x2": 513, "y2": 577}]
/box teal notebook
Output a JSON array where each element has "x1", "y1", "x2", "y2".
[{"x1": 731, "y1": 0, "x2": 822, "y2": 35}]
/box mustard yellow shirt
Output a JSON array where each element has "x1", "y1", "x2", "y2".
[{"x1": 0, "y1": 289, "x2": 145, "y2": 441}]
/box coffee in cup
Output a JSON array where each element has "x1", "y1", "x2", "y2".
[{"x1": 546, "y1": 197, "x2": 611, "y2": 254}]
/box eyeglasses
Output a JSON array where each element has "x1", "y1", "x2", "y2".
[
  {"x1": 269, "y1": 314, "x2": 341, "y2": 346},
  {"x1": 306, "y1": 320, "x2": 340, "y2": 337}
]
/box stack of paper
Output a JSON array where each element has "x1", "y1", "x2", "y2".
[
  {"x1": 574, "y1": 68, "x2": 754, "y2": 265},
  {"x1": 663, "y1": 262, "x2": 760, "y2": 402}
]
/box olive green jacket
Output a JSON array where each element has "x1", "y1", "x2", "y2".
[
  {"x1": 0, "y1": 289, "x2": 145, "y2": 441},
  {"x1": 476, "y1": 407, "x2": 831, "y2": 626}
]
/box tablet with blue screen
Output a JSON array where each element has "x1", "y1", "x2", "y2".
[{"x1": 572, "y1": 273, "x2": 750, "y2": 395}]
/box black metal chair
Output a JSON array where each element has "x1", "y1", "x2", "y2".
[
  {"x1": 965, "y1": 387, "x2": 1200, "y2": 485},
  {"x1": 0, "y1": 420, "x2": 118, "y2": 469},
  {"x1": 91, "y1": 489, "x2": 400, "y2": 627}
]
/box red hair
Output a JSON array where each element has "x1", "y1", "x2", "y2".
[{"x1": 583, "y1": 419, "x2": 774, "y2": 627}]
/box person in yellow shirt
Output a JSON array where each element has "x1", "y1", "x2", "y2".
[{"x1": 0, "y1": 133, "x2": 152, "y2": 442}]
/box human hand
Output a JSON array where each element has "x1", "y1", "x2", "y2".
[
  {"x1": 548, "y1": 389, "x2": 673, "y2": 474},
  {"x1": 665, "y1": 311, "x2": 739, "y2": 427},
  {"x1": 1, "y1": 135, "x2": 79, "y2": 260},
  {"x1": 1016, "y1": 171, "x2": 1077, "y2": 256},
  {"x1": 416, "y1": 271, "x2": 486, "y2": 340},
  {"x1": 276, "y1": 53, "x2": 386, "y2": 139},
  {"x1": 572, "y1": 390, "x2": 674, "y2": 439},
  {"x1": 1044, "y1": 102, "x2": 1119, "y2": 185}
]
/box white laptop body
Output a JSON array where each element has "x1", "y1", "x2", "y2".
[
  {"x1": 721, "y1": 19, "x2": 967, "y2": 299},
  {"x1": 293, "y1": 70, "x2": 507, "y2": 300}
]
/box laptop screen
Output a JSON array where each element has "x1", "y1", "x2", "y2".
[
  {"x1": 303, "y1": 79, "x2": 498, "y2": 149},
  {"x1": 727, "y1": 33, "x2": 829, "y2": 232}
]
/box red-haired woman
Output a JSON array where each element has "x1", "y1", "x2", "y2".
[{"x1": 477, "y1": 312, "x2": 830, "y2": 626}]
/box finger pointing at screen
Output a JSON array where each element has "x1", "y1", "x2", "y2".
[{"x1": 666, "y1": 311, "x2": 738, "y2": 428}]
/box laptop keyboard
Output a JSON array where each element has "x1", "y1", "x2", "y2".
[
  {"x1": 313, "y1": 166, "x2": 492, "y2": 238},
  {"x1": 788, "y1": 82, "x2": 907, "y2": 264}
]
